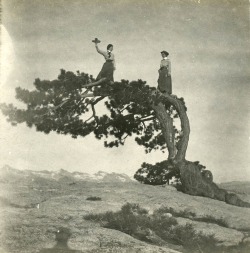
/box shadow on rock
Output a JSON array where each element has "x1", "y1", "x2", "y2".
[{"x1": 38, "y1": 227, "x2": 83, "y2": 253}]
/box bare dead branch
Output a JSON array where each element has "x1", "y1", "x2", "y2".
[
  {"x1": 121, "y1": 134, "x2": 129, "y2": 144},
  {"x1": 141, "y1": 121, "x2": 146, "y2": 129},
  {"x1": 76, "y1": 98, "x2": 85, "y2": 106},
  {"x1": 139, "y1": 116, "x2": 156, "y2": 122},
  {"x1": 83, "y1": 115, "x2": 94, "y2": 124},
  {"x1": 92, "y1": 96, "x2": 106, "y2": 105},
  {"x1": 51, "y1": 99, "x2": 70, "y2": 111},
  {"x1": 120, "y1": 103, "x2": 133, "y2": 113},
  {"x1": 90, "y1": 103, "x2": 100, "y2": 125}
]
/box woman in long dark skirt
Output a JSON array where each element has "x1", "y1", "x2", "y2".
[
  {"x1": 95, "y1": 42, "x2": 116, "y2": 82},
  {"x1": 157, "y1": 50, "x2": 172, "y2": 94}
]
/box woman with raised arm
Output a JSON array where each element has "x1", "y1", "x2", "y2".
[
  {"x1": 157, "y1": 50, "x2": 172, "y2": 94},
  {"x1": 94, "y1": 40, "x2": 116, "y2": 82}
]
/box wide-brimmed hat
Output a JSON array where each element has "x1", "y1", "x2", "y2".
[{"x1": 161, "y1": 51, "x2": 169, "y2": 56}]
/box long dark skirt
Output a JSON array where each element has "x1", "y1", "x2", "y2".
[
  {"x1": 157, "y1": 68, "x2": 172, "y2": 94},
  {"x1": 96, "y1": 61, "x2": 114, "y2": 81}
]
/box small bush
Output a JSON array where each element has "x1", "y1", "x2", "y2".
[
  {"x1": 154, "y1": 206, "x2": 196, "y2": 218},
  {"x1": 83, "y1": 203, "x2": 247, "y2": 253},
  {"x1": 86, "y1": 196, "x2": 102, "y2": 201},
  {"x1": 134, "y1": 161, "x2": 180, "y2": 185},
  {"x1": 84, "y1": 212, "x2": 111, "y2": 222},
  {"x1": 84, "y1": 203, "x2": 176, "y2": 240},
  {"x1": 154, "y1": 206, "x2": 229, "y2": 228},
  {"x1": 193, "y1": 215, "x2": 229, "y2": 228}
]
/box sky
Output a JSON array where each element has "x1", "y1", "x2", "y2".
[{"x1": 0, "y1": 0, "x2": 250, "y2": 182}]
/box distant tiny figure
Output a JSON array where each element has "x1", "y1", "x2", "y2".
[
  {"x1": 94, "y1": 40, "x2": 116, "y2": 82},
  {"x1": 38, "y1": 227, "x2": 82, "y2": 253},
  {"x1": 157, "y1": 50, "x2": 172, "y2": 94}
]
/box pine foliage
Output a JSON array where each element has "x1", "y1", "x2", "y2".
[{"x1": 0, "y1": 70, "x2": 184, "y2": 152}]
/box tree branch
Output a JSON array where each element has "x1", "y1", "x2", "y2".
[
  {"x1": 139, "y1": 116, "x2": 156, "y2": 122},
  {"x1": 50, "y1": 99, "x2": 70, "y2": 111},
  {"x1": 83, "y1": 100, "x2": 101, "y2": 125},
  {"x1": 93, "y1": 96, "x2": 106, "y2": 105},
  {"x1": 83, "y1": 115, "x2": 94, "y2": 124},
  {"x1": 141, "y1": 121, "x2": 146, "y2": 129},
  {"x1": 121, "y1": 134, "x2": 129, "y2": 144},
  {"x1": 91, "y1": 103, "x2": 99, "y2": 124},
  {"x1": 83, "y1": 96, "x2": 106, "y2": 125},
  {"x1": 81, "y1": 78, "x2": 107, "y2": 88},
  {"x1": 81, "y1": 93, "x2": 95, "y2": 98},
  {"x1": 120, "y1": 103, "x2": 133, "y2": 113}
]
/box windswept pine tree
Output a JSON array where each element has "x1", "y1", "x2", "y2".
[{"x1": 1, "y1": 69, "x2": 249, "y2": 207}]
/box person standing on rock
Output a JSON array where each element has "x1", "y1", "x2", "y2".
[{"x1": 157, "y1": 50, "x2": 172, "y2": 94}]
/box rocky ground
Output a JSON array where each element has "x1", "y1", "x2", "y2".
[{"x1": 0, "y1": 166, "x2": 250, "y2": 253}]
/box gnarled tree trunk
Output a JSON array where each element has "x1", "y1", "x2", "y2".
[
  {"x1": 152, "y1": 92, "x2": 250, "y2": 208},
  {"x1": 152, "y1": 103, "x2": 175, "y2": 160}
]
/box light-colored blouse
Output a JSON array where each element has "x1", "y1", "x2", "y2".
[
  {"x1": 95, "y1": 45, "x2": 116, "y2": 70},
  {"x1": 160, "y1": 58, "x2": 171, "y2": 75}
]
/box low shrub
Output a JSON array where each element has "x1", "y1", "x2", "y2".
[
  {"x1": 83, "y1": 203, "x2": 249, "y2": 253},
  {"x1": 154, "y1": 206, "x2": 229, "y2": 228},
  {"x1": 86, "y1": 196, "x2": 102, "y2": 201},
  {"x1": 84, "y1": 203, "x2": 150, "y2": 237},
  {"x1": 134, "y1": 161, "x2": 180, "y2": 186},
  {"x1": 168, "y1": 223, "x2": 221, "y2": 253},
  {"x1": 154, "y1": 206, "x2": 196, "y2": 218},
  {"x1": 194, "y1": 215, "x2": 229, "y2": 228}
]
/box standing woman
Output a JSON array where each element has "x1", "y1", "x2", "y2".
[
  {"x1": 95, "y1": 42, "x2": 116, "y2": 82},
  {"x1": 157, "y1": 51, "x2": 172, "y2": 94}
]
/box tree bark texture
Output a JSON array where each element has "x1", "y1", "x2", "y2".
[
  {"x1": 152, "y1": 92, "x2": 190, "y2": 163},
  {"x1": 152, "y1": 92, "x2": 250, "y2": 208},
  {"x1": 152, "y1": 103, "x2": 175, "y2": 160},
  {"x1": 179, "y1": 161, "x2": 250, "y2": 207}
]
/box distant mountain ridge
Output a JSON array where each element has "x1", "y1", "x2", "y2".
[
  {"x1": 219, "y1": 181, "x2": 250, "y2": 195},
  {"x1": 1, "y1": 165, "x2": 250, "y2": 192},
  {"x1": 0, "y1": 165, "x2": 133, "y2": 183}
]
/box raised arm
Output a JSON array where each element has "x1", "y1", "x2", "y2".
[{"x1": 95, "y1": 44, "x2": 106, "y2": 57}]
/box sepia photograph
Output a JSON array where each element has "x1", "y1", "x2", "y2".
[{"x1": 0, "y1": 0, "x2": 250, "y2": 252}]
